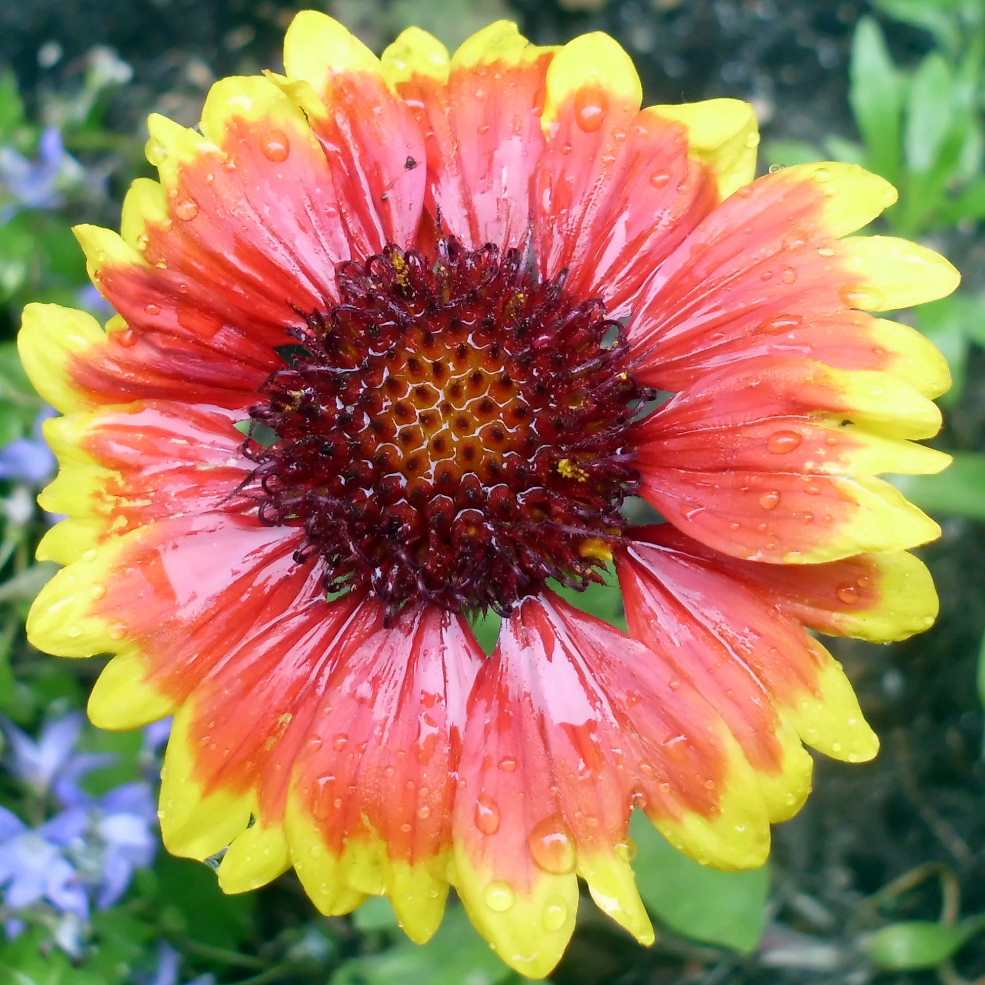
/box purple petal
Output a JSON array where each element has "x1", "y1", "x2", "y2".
[
  {"x1": 95, "y1": 852, "x2": 133, "y2": 909},
  {"x1": 0, "y1": 437, "x2": 56, "y2": 485},
  {"x1": 0, "y1": 806, "x2": 26, "y2": 841},
  {"x1": 41, "y1": 807, "x2": 88, "y2": 845},
  {"x1": 150, "y1": 943, "x2": 181, "y2": 985}
]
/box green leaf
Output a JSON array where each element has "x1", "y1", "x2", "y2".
[
  {"x1": 760, "y1": 139, "x2": 825, "y2": 167},
  {"x1": 850, "y1": 17, "x2": 904, "y2": 182},
  {"x1": 153, "y1": 856, "x2": 257, "y2": 949},
  {"x1": 0, "y1": 71, "x2": 24, "y2": 143},
  {"x1": 630, "y1": 814, "x2": 770, "y2": 953},
  {"x1": 904, "y1": 54, "x2": 955, "y2": 175},
  {"x1": 331, "y1": 904, "x2": 525, "y2": 985},
  {"x1": 894, "y1": 453, "x2": 985, "y2": 520},
  {"x1": 352, "y1": 895, "x2": 401, "y2": 933},
  {"x1": 865, "y1": 916, "x2": 985, "y2": 970}
]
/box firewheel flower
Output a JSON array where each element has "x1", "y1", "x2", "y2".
[{"x1": 18, "y1": 13, "x2": 957, "y2": 977}]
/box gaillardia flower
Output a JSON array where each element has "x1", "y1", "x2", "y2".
[{"x1": 19, "y1": 13, "x2": 957, "y2": 976}]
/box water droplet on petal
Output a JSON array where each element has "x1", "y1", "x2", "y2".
[
  {"x1": 649, "y1": 171, "x2": 670, "y2": 188},
  {"x1": 767, "y1": 430, "x2": 803, "y2": 454},
  {"x1": 836, "y1": 583, "x2": 860, "y2": 605},
  {"x1": 543, "y1": 900, "x2": 568, "y2": 931},
  {"x1": 781, "y1": 267, "x2": 797, "y2": 284},
  {"x1": 261, "y1": 130, "x2": 290, "y2": 162},
  {"x1": 813, "y1": 165, "x2": 831, "y2": 181},
  {"x1": 759, "y1": 490, "x2": 781, "y2": 511},
  {"x1": 528, "y1": 816, "x2": 576, "y2": 875},
  {"x1": 760, "y1": 313, "x2": 802, "y2": 335},
  {"x1": 574, "y1": 89, "x2": 608, "y2": 132},
  {"x1": 498, "y1": 756, "x2": 517, "y2": 772},
  {"x1": 332, "y1": 734, "x2": 348, "y2": 751},
  {"x1": 614, "y1": 837, "x2": 637, "y2": 862},
  {"x1": 145, "y1": 137, "x2": 166, "y2": 166},
  {"x1": 745, "y1": 131, "x2": 761, "y2": 149},
  {"x1": 475, "y1": 796, "x2": 501, "y2": 835},
  {"x1": 144, "y1": 302, "x2": 161, "y2": 316},
  {"x1": 485, "y1": 881, "x2": 515, "y2": 912},
  {"x1": 175, "y1": 197, "x2": 199, "y2": 221},
  {"x1": 841, "y1": 284, "x2": 882, "y2": 309}
]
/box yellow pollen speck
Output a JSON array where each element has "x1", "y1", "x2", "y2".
[
  {"x1": 579, "y1": 538, "x2": 613, "y2": 563},
  {"x1": 557, "y1": 458, "x2": 589, "y2": 482}
]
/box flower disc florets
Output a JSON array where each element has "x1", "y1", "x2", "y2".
[{"x1": 244, "y1": 237, "x2": 643, "y2": 616}]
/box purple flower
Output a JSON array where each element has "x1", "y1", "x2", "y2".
[
  {"x1": 0, "y1": 127, "x2": 83, "y2": 220},
  {"x1": 2, "y1": 713, "x2": 88, "y2": 798},
  {"x1": 0, "y1": 408, "x2": 56, "y2": 488},
  {"x1": 87, "y1": 782, "x2": 157, "y2": 908},
  {"x1": 0, "y1": 806, "x2": 88, "y2": 922},
  {"x1": 143, "y1": 943, "x2": 217, "y2": 985}
]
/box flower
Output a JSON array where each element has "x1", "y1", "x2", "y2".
[
  {"x1": 0, "y1": 128, "x2": 82, "y2": 220},
  {"x1": 0, "y1": 408, "x2": 57, "y2": 488},
  {"x1": 0, "y1": 806, "x2": 88, "y2": 924},
  {"x1": 17, "y1": 14, "x2": 958, "y2": 977},
  {"x1": 2, "y1": 712, "x2": 91, "y2": 799},
  {"x1": 0, "y1": 715, "x2": 159, "y2": 941}
]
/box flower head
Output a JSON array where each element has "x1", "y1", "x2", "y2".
[
  {"x1": 0, "y1": 128, "x2": 82, "y2": 220},
  {"x1": 0, "y1": 408, "x2": 57, "y2": 488},
  {"x1": 17, "y1": 14, "x2": 958, "y2": 977}
]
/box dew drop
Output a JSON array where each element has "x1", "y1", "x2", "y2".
[
  {"x1": 174, "y1": 197, "x2": 199, "y2": 221},
  {"x1": 649, "y1": 171, "x2": 670, "y2": 188},
  {"x1": 813, "y1": 165, "x2": 831, "y2": 182},
  {"x1": 614, "y1": 838, "x2": 637, "y2": 863},
  {"x1": 767, "y1": 430, "x2": 803, "y2": 454},
  {"x1": 261, "y1": 130, "x2": 290, "y2": 162},
  {"x1": 543, "y1": 900, "x2": 568, "y2": 932},
  {"x1": 144, "y1": 137, "x2": 166, "y2": 166},
  {"x1": 528, "y1": 816, "x2": 576, "y2": 875},
  {"x1": 474, "y1": 795, "x2": 501, "y2": 835},
  {"x1": 841, "y1": 284, "x2": 882, "y2": 309},
  {"x1": 574, "y1": 89, "x2": 608, "y2": 132},
  {"x1": 332, "y1": 734, "x2": 348, "y2": 751},
  {"x1": 144, "y1": 302, "x2": 161, "y2": 316},
  {"x1": 759, "y1": 490, "x2": 781, "y2": 511},
  {"x1": 498, "y1": 756, "x2": 517, "y2": 772},
  {"x1": 116, "y1": 329, "x2": 137, "y2": 348},
  {"x1": 836, "y1": 583, "x2": 860, "y2": 605},
  {"x1": 417, "y1": 805, "x2": 431, "y2": 820},
  {"x1": 745, "y1": 131, "x2": 761, "y2": 149},
  {"x1": 760, "y1": 313, "x2": 802, "y2": 335},
  {"x1": 817, "y1": 245, "x2": 835, "y2": 257},
  {"x1": 781, "y1": 267, "x2": 798, "y2": 284},
  {"x1": 485, "y1": 881, "x2": 515, "y2": 912}
]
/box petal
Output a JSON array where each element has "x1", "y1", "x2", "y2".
[
  {"x1": 618, "y1": 530, "x2": 879, "y2": 766},
  {"x1": 284, "y1": 602, "x2": 483, "y2": 942},
  {"x1": 625, "y1": 163, "x2": 955, "y2": 394},
  {"x1": 633, "y1": 358, "x2": 944, "y2": 563},
  {"x1": 452, "y1": 590, "x2": 770, "y2": 977},
  {"x1": 532, "y1": 102, "x2": 718, "y2": 315},
  {"x1": 532, "y1": 32, "x2": 718, "y2": 315},
  {"x1": 648, "y1": 99, "x2": 759, "y2": 200},
  {"x1": 638, "y1": 525, "x2": 938, "y2": 643},
  {"x1": 27, "y1": 513, "x2": 307, "y2": 731},
  {"x1": 38, "y1": 401, "x2": 248, "y2": 563},
  {"x1": 384, "y1": 21, "x2": 554, "y2": 251},
  {"x1": 280, "y1": 11, "x2": 425, "y2": 254},
  {"x1": 18, "y1": 304, "x2": 107, "y2": 414},
  {"x1": 837, "y1": 235, "x2": 961, "y2": 311}
]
